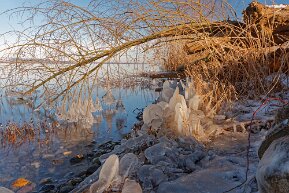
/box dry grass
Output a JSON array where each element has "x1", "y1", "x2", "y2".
[{"x1": 160, "y1": 21, "x2": 289, "y2": 114}]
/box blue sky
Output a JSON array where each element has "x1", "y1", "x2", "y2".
[
  {"x1": 0, "y1": 0, "x2": 288, "y2": 46},
  {"x1": 1, "y1": 0, "x2": 288, "y2": 32}
]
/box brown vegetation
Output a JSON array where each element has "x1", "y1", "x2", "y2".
[{"x1": 1, "y1": 1, "x2": 289, "y2": 112}]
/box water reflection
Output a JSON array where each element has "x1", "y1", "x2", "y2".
[{"x1": 0, "y1": 63, "x2": 158, "y2": 189}]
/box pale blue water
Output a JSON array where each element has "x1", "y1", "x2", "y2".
[{"x1": 0, "y1": 63, "x2": 158, "y2": 189}]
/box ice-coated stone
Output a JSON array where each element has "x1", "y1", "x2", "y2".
[
  {"x1": 157, "y1": 167, "x2": 242, "y2": 193},
  {"x1": 144, "y1": 143, "x2": 169, "y2": 164},
  {"x1": 99, "y1": 135, "x2": 155, "y2": 162},
  {"x1": 143, "y1": 104, "x2": 163, "y2": 126},
  {"x1": 184, "y1": 150, "x2": 206, "y2": 171},
  {"x1": 138, "y1": 165, "x2": 168, "y2": 188},
  {"x1": 121, "y1": 179, "x2": 142, "y2": 193},
  {"x1": 90, "y1": 154, "x2": 119, "y2": 193},
  {"x1": 119, "y1": 153, "x2": 139, "y2": 178},
  {"x1": 0, "y1": 187, "x2": 14, "y2": 193},
  {"x1": 257, "y1": 136, "x2": 289, "y2": 193}
]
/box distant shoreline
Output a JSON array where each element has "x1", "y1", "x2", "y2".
[{"x1": 0, "y1": 58, "x2": 149, "y2": 65}]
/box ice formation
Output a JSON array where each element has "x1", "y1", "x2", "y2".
[
  {"x1": 90, "y1": 154, "x2": 120, "y2": 193},
  {"x1": 143, "y1": 79, "x2": 211, "y2": 140},
  {"x1": 121, "y1": 179, "x2": 142, "y2": 193},
  {"x1": 90, "y1": 154, "x2": 142, "y2": 193},
  {"x1": 56, "y1": 94, "x2": 107, "y2": 128}
]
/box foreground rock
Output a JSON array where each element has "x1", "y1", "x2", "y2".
[
  {"x1": 89, "y1": 154, "x2": 119, "y2": 193},
  {"x1": 157, "y1": 167, "x2": 243, "y2": 193},
  {"x1": 257, "y1": 135, "x2": 289, "y2": 193},
  {"x1": 0, "y1": 187, "x2": 14, "y2": 193}
]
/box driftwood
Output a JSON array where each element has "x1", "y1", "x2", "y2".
[
  {"x1": 181, "y1": 2, "x2": 289, "y2": 73},
  {"x1": 244, "y1": 2, "x2": 289, "y2": 44}
]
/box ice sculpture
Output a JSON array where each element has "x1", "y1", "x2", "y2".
[
  {"x1": 122, "y1": 179, "x2": 142, "y2": 193},
  {"x1": 90, "y1": 154, "x2": 119, "y2": 193},
  {"x1": 160, "y1": 80, "x2": 175, "y2": 102},
  {"x1": 142, "y1": 78, "x2": 210, "y2": 139},
  {"x1": 143, "y1": 104, "x2": 163, "y2": 126}
]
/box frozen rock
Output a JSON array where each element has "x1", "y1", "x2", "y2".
[
  {"x1": 0, "y1": 187, "x2": 14, "y2": 193},
  {"x1": 121, "y1": 179, "x2": 142, "y2": 193},
  {"x1": 257, "y1": 136, "x2": 289, "y2": 193},
  {"x1": 144, "y1": 143, "x2": 173, "y2": 165},
  {"x1": 124, "y1": 134, "x2": 155, "y2": 151},
  {"x1": 119, "y1": 153, "x2": 139, "y2": 178},
  {"x1": 184, "y1": 150, "x2": 206, "y2": 171},
  {"x1": 99, "y1": 135, "x2": 155, "y2": 162},
  {"x1": 138, "y1": 165, "x2": 168, "y2": 188},
  {"x1": 151, "y1": 119, "x2": 163, "y2": 130},
  {"x1": 157, "y1": 167, "x2": 243, "y2": 193},
  {"x1": 143, "y1": 104, "x2": 163, "y2": 126},
  {"x1": 90, "y1": 154, "x2": 119, "y2": 193}
]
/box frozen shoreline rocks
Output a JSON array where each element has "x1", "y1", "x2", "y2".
[
  {"x1": 256, "y1": 104, "x2": 289, "y2": 193},
  {"x1": 89, "y1": 154, "x2": 142, "y2": 193},
  {"x1": 257, "y1": 135, "x2": 289, "y2": 193}
]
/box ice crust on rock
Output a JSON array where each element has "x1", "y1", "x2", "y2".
[
  {"x1": 138, "y1": 165, "x2": 168, "y2": 189},
  {"x1": 0, "y1": 187, "x2": 14, "y2": 193},
  {"x1": 99, "y1": 134, "x2": 155, "y2": 162},
  {"x1": 257, "y1": 136, "x2": 289, "y2": 193},
  {"x1": 144, "y1": 143, "x2": 170, "y2": 165},
  {"x1": 90, "y1": 154, "x2": 119, "y2": 193},
  {"x1": 119, "y1": 153, "x2": 139, "y2": 178},
  {"x1": 157, "y1": 167, "x2": 243, "y2": 193},
  {"x1": 121, "y1": 179, "x2": 142, "y2": 193},
  {"x1": 143, "y1": 104, "x2": 163, "y2": 126}
]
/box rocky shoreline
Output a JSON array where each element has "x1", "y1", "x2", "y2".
[{"x1": 65, "y1": 120, "x2": 263, "y2": 193}]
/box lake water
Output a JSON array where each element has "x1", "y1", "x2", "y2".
[{"x1": 0, "y1": 63, "x2": 159, "y2": 190}]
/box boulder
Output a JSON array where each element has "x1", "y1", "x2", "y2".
[
  {"x1": 119, "y1": 153, "x2": 139, "y2": 178},
  {"x1": 157, "y1": 167, "x2": 243, "y2": 193},
  {"x1": 257, "y1": 136, "x2": 289, "y2": 193},
  {"x1": 0, "y1": 187, "x2": 14, "y2": 193}
]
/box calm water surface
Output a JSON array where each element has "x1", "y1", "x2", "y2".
[{"x1": 0, "y1": 63, "x2": 159, "y2": 189}]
